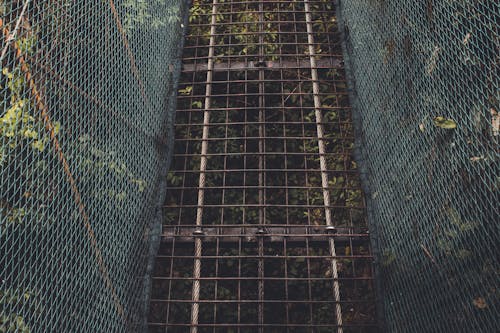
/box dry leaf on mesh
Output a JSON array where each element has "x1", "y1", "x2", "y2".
[
  {"x1": 473, "y1": 297, "x2": 487, "y2": 309},
  {"x1": 490, "y1": 108, "x2": 499, "y2": 136}
]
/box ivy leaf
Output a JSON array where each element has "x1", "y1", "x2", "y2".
[
  {"x1": 53, "y1": 122, "x2": 61, "y2": 135},
  {"x1": 381, "y1": 249, "x2": 396, "y2": 267},
  {"x1": 491, "y1": 108, "x2": 499, "y2": 136},
  {"x1": 178, "y1": 86, "x2": 193, "y2": 95},
  {"x1": 32, "y1": 140, "x2": 45, "y2": 152},
  {"x1": 433, "y1": 116, "x2": 457, "y2": 129},
  {"x1": 23, "y1": 129, "x2": 37, "y2": 139}
]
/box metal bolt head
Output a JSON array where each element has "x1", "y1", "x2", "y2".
[
  {"x1": 325, "y1": 226, "x2": 337, "y2": 234},
  {"x1": 193, "y1": 229, "x2": 205, "y2": 236},
  {"x1": 255, "y1": 228, "x2": 267, "y2": 235}
]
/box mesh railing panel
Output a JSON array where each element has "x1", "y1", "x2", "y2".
[
  {"x1": 337, "y1": 1, "x2": 499, "y2": 332},
  {"x1": 0, "y1": 1, "x2": 187, "y2": 332}
]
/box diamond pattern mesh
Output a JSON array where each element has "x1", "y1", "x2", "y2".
[
  {"x1": 338, "y1": 1, "x2": 499, "y2": 332},
  {"x1": 1, "y1": 1, "x2": 187, "y2": 331}
]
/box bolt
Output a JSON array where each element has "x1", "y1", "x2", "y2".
[
  {"x1": 325, "y1": 225, "x2": 337, "y2": 234},
  {"x1": 193, "y1": 228, "x2": 205, "y2": 236}
]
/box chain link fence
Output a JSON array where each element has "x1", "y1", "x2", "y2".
[
  {"x1": 338, "y1": 0, "x2": 498, "y2": 332},
  {"x1": 1, "y1": 1, "x2": 187, "y2": 331}
]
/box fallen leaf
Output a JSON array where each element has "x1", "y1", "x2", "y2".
[
  {"x1": 470, "y1": 156, "x2": 486, "y2": 162},
  {"x1": 445, "y1": 206, "x2": 462, "y2": 226},
  {"x1": 381, "y1": 249, "x2": 396, "y2": 267},
  {"x1": 473, "y1": 297, "x2": 487, "y2": 309},
  {"x1": 463, "y1": 33, "x2": 472, "y2": 45},
  {"x1": 433, "y1": 116, "x2": 457, "y2": 129},
  {"x1": 192, "y1": 101, "x2": 203, "y2": 108},
  {"x1": 491, "y1": 108, "x2": 499, "y2": 136},
  {"x1": 178, "y1": 86, "x2": 193, "y2": 95},
  {"x1": 427, "y1": 46, "x2": 441, "y2": 75}
]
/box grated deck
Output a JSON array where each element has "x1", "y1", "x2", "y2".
[{"x1": 148, "y1": 1, "x2": 380, "y2": 332}]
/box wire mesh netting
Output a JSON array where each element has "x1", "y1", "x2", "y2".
[
  {"x1": 1, "y1": 1, "x2": 187, "y2": 331},
  {"x1": 337, "y1": 1, "x2": 499, "y2": 332},
  {"x1": 1, "y1": 0, "x2": 499, "y2": 332}
]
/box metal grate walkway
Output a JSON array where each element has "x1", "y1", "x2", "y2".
[{"x1": 148, "y1": 0, "x2": 379, "y2": 332}]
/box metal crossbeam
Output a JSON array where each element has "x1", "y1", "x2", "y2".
[{"x1": 182, "y1": 58, "x2": 343, "y2": 72}]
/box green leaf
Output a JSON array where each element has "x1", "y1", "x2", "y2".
[
  {"x1": 456, "y1": 249, "x2": 472, "y2": 260},
  {"x1": 381, "y1": 249, "x2": 396, "y2": 267},
  {"x1": 178, "y1": 86, "x2": 193, "y2": 95},
  {"x1": 445, "y1": 206, "x2": 462, "y2": 226},
  {"x1": 433, "y1": 116, "x2": 457, "y2": 129},
  {"x1": 53, "y1": 122, "x2": 61, "y2": 135},
  {"x1": 23, "y1": 129, "x2": 37, "y2": 139},
  {"x1": 32, "y1": 140, "x2": 45, "y2": 152}
]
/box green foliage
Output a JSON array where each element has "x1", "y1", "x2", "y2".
[
  {"x1": 0, "y1": 206, "x2": 26, "y2": 232},
  {"x1": 436, "y1": 206, "x2": 478, "y2": 260},
  {"x1": 177, "y1": 85, "x2": 193, "y2": 95},
  {"x1": 0, "y1": 201, "x2": 56, "y2": 236},
  {"x1": 2, "y1": 67, "x2": 25, "y2": 100},
  {"x1": 77, "y1": 135, "x2": 147, "y2": 205},
  {"x1": 0, "y1": 289, "x2": 33, "y2": 306},
  {"x1": 188, "y1": 2, "x2": 279, "y2": 60},
  {"x1": 381, "y1": 249, "x2": 396, "y2": 267},
  {"x1": 0, "y1": 97, "x2": 49, "y2": 153},
  {"x1": 123, "y1": 0, "x2": 150, "y2": 32},
  {"x1": 191, "y1": 100, "x2": 202, "y2": 108},
  {"x1": 0, "y1": 288, "x2": 36, "y2": 333},
  {"x1": 0, "y1": 314, "x2": 30, "y2": 333},
  {"x1": 123, "y1": 0, "x2": 181, "y2": 34},
  {"x1": 166, "y1": 171, "x2": 182, "y2": 186},
  {"x1": 1, "y1": 66, "x2": 59, "y2": 160},
  {"x1": 226, "y1": 11, "x2": 278, "y2": 59},
  {"x1": 16, "y1": 36, "x2": 37, "y2": 57},
  {"x1": 433, "y1": 116, "x2": 457, "y2": 129}
]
